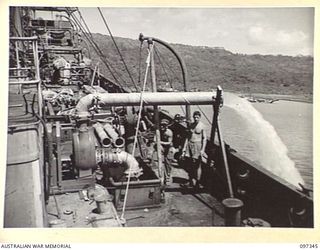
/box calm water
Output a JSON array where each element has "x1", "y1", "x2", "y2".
[{"x1": 163, "y1": 94, "x2": 313, "y2": 189}]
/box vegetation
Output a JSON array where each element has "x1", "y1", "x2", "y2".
[{"x1": 86, "y1": 33, "x2": 313, "y2": 97}]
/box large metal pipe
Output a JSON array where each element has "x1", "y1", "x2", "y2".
[
  {"x1": 114, "y1": 137, "x2": 125, "y2": 148},
  {"x1": 103, "y1": 123, "x2": 124, "y2": 148},
  {"x1": 93, "y1": 123, "x2": 111, "y2": 147},
  {"x1": 75, "y1": 92, "x2": 216, "y2": 114},
  {"x1": 149, "y1": 41, "x2": 163, "y2": 184},
  {"x1": 97, "y1": 149, "x2": 143, "y2": 178},
  {"x1": 103, "y1": 123, "x2": 118, "y2": 141}
]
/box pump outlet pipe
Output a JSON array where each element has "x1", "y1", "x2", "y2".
[{"x1": 75, "y1": 91, "x2": 217, "y2": 114}]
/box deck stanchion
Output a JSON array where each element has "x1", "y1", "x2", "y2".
[{"x1": 211, "y1": 86, "x2": 244, "y2": 226}]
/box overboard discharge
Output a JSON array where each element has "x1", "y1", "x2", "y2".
[{"x1": 223, "y1": 93, "x2": 305, "y2": 187}]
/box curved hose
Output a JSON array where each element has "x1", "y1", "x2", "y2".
[
  {"x1": 99, "y1": 150, "x2": 142, "y2": 178},
  {"x1": 139, "y1": 33, "x2": 190, "y2": 122},
  {"x1": 75, "y1": 93, "x2": 95, "y2": 115}
]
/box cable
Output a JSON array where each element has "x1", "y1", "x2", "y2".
[
  {"x1": 69, "y1": 9, "x2": 130, "y2": 92},
  {"x1": 120, "y1": 46, "x2": 153, "y2": 221},
  {"x1": 97, "y1": 8, "x2": 138, "y2": 91},
  {"x1": 69, "y1": 10, "x2": 120, "y2": 83},
  {"x1": 75, "y1": 10, "x2": 130, "y2": 91},
  {"x1": 155, "y1": 45, "x2": 180, "y2": 85},
  {"x1": 154, "y1": 45, "x2": 173, "y2": 89},
  {"x1": 197, "y1": 105, "x2": 212, "y2": 125},
  {"x1": 70, "y1": 10, "x2": 119, "y2": 79}
]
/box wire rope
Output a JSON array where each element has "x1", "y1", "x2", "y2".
[
  {"x1": 120, "y1": 46, "x2": 153, "y2": 221},
  {"x1": 154, "y1": 45, "x2": 173, "y2": 88},
  {"x1": 69, "y1": 9, "x2": 129, "y2": 91},
  {"x1": 97, "y1": 7, "x2": 138, "y2": 91}
]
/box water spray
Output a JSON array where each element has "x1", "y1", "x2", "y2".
[{"x1": 223, "y1": 93, "x2": 304, "y2": 187}]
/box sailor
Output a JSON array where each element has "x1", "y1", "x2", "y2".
[
  {"x1": 169, "y1": 114, "x2": 184, "y2": 151},
  {"x1": 159, "y1": 118, "x2": 174, "y2": 178},
  {"x1": 142, "y1": 106, "x2": 155, "y2": 130},
  {"x1": 182, "y1": 111, "x2": 207, "y2": 188}
]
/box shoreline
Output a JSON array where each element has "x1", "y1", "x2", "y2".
[{"x1": 232, "y1": 92, "x2": 313, "y2": 103}]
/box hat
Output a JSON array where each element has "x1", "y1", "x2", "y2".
[
  {"x1": 145, "y1": 106, "x2": 154, "y2": 113},
  {"x1": 160, "y1": 119, "x2": 169, "y2": 125},
  {"x1": 193, "y1": 111, "x2": 201, "y2": 116}
]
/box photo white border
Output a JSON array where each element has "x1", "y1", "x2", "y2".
[{"x1": 0, "y1": 0, "x2": 319, "y2": 243}]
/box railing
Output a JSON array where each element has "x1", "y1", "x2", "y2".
[
  {"x1": 9, "y1": 36, "x2": 40, "y2": 85},
  {"x1": 9, "y1": 36, "x2": 42, "y2": 116}
]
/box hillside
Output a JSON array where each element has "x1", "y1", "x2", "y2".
[{"x1": 86, "y1": 33, "x2": 313, "y2": 97}]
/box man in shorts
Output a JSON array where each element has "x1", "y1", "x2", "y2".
[{"x1": 182, "y1": 111, "x2": 207, "y2": 188}]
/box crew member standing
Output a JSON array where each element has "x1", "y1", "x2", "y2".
[
  {"x1": 182, "y1": 111, "x2": 207, "y2": 188},
  {"x1": 159, "y1": 119, "x2": 173, "y2": 178}
]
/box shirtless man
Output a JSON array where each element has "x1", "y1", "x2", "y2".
[{"x1": 182, "y1": 111, "x2": 207, "y2": 188}]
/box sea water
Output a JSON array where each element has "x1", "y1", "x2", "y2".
[
  {"x1": 252, "y1": 99, "x2": 313, "y2": 188},
  {"x1": 222, "y1": 93, "x2": 305, "y2": 187},
  {"x1": 164, "y1": 93, "x2": 313, "y2": 189}
]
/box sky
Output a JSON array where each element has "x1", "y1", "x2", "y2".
[{"x1": 78, "y1": 7, "x2": 314, "y2": 56}]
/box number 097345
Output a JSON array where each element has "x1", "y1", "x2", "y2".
[{"x1": 300, "y1": 244, "x2": 318, "y2": 248}]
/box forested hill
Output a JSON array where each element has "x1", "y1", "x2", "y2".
[{"x1": 86, "y1": 33, "x2": 313, "y2": 97}]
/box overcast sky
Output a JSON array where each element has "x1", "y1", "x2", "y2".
[{"x1": 79, "y1": 7, "x2": 314, "y2": 56}]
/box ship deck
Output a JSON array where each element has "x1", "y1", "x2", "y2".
[{"x1": 46, "y1": 165, "x2": 225, "y2": 227}]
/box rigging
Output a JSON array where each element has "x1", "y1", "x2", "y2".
[
  {"x1": 68, "y1": 8, "x2": 128, "y2": 91},
  {"x1": 154, "y1": 45, "x2": 173, "y2": 89},
  {"x1": 97, "y1": 7, "x2": 138, "y2": 91}
]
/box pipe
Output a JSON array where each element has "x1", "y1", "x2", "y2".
[
  {"x1": 75, "y1": 91, "x2": 216, "y2": 114},
  {"x1": 75, "y1": 94, "x2": 95, "y2": 115},
  {"x1": 102, "y1": 123, "x2": 125, "y2": 148},
  {"x1": 34, "y1": 113, "x2": 51, "y2": 202},
  {"x1": 10, "y1": 36, "x2": 38, "y2": 41},
  {"x1": 93, "y1": 123, "x2": 111, "y2": 147},
  {"x1": 139, "y1": 34, "x2": 190, "y2": 122},
  {"x1": 210, "y1": 85, "x2": 223, "y2": 142},
  {"x1": 98, "y1": 150, "x2": 143, "y2": 178},
  {"x1": 103, "y1": 123, "x2": 118, "y2": 141},
  {"x1": 149, "y1": 41, "x2": 163, "y2": 184},
  {"x1": 10, "y1": 79, "x2": 40, "y2": 85},
  {"x1": 114, "y1": 137, "x2": 125, "y2": 148}
]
